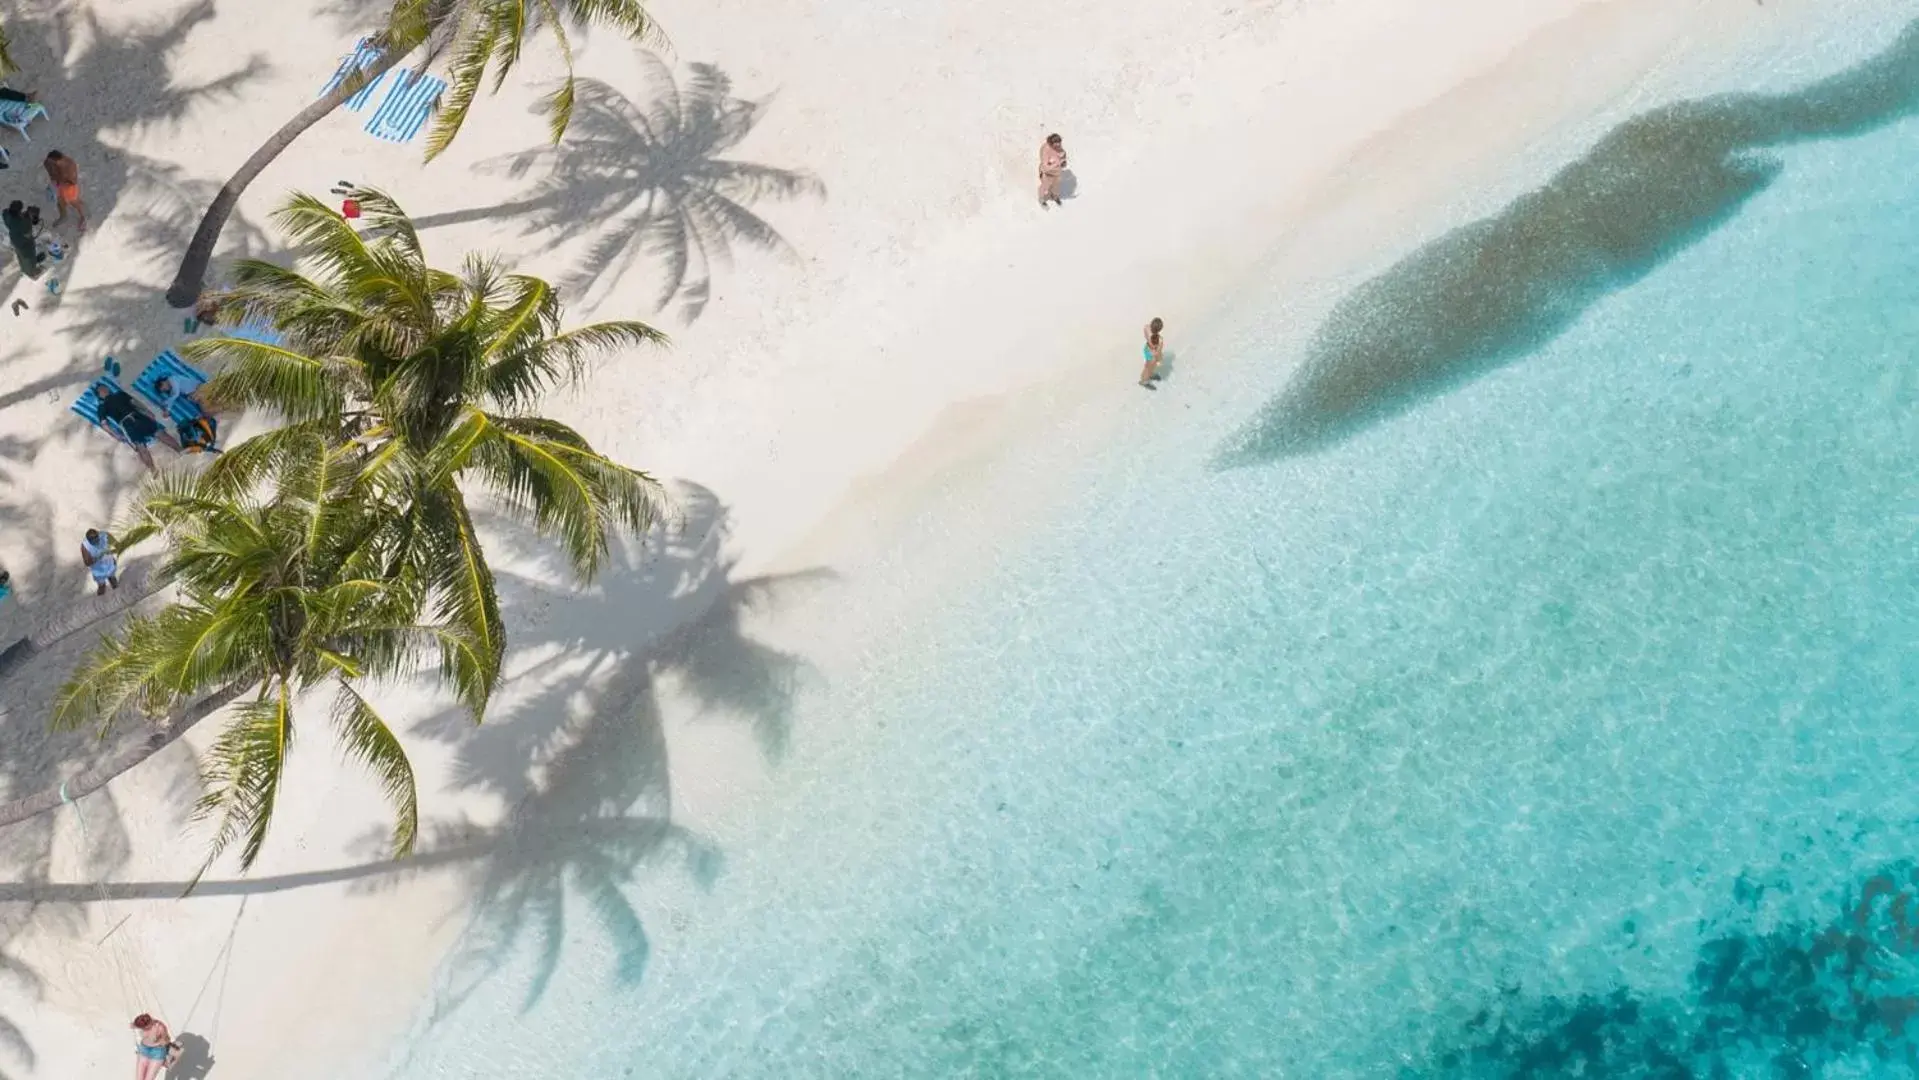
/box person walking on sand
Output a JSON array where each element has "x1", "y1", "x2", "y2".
[
  {"x1": 81, "y1": 529, "x2": 120, "y2": 596},
  {"x1": 130, "y1": 1013, "x2": 182, "y2": 1079},
  {"x1": 3, "y1": 200, "x2": 42, "y2": 277},
  {"x1": 1140, "y1": 317, "x2": 1166, "y2": 388},
  {"x1": 1038, "y1": 133, "x2": 1067, "y2": 208},
  {"x1": 44, "y1": 150, "x2": 86, "y2": 233}
]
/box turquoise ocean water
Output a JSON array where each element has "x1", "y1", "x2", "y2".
[{"x1": 392, "y1": 17, "x2": 1918, "y2": 1079}]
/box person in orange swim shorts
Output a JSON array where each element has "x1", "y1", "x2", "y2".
[{"x1": 44, "y1": 150, "x2": 87, "y2": 233}]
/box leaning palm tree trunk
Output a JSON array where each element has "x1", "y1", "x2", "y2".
[
  {"x1": 0, "y1": 683, "x2": 249, "y2": 829},
  {"x1": 164, "y1": 51, "x2": 407, "y2": 308}
]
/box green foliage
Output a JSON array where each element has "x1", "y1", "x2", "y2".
[
  {"x1": 57, "y1": 191, "x2": 664, "y2": 873},
  {"x1": 54, "y1": 435, "x2": 427, "y2": 872},
  {"x1": 375, "y1": 0, "x2": 656, "y2": 161}
]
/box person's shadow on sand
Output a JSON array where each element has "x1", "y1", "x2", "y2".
[{"x1": 167, "y1": 1032, "x2": 213, "y2": 1078}]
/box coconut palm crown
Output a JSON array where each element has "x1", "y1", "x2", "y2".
[
  {"x1": 53, "y1": 434, "x2": 433, "y2": 872},
  {"x1": 189, "y1": 189, "x2": 668, "y2": 724}
]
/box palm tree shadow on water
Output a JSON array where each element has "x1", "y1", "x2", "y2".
[
  {"x1": 1413, "y1": 860, "x2": 1919, "y2": 1078},
  {"x1": 411, "y1": 57, "x2": 824, "y2": 323},
  {"x1": 1217, "y1": 15, "x2": 1919, "y2": 466},
  {"x1": 398, "y1": 482, "x2": 837, "y2": 1020}
]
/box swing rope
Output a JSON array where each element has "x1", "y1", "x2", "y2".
[{"x1": 60, "y1": 781, "x2": 168, "y2": 1023}]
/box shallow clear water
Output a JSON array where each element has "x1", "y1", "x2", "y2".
[{"x1": 391, "y1": 19, "x2": 1918, "y2": 1080}]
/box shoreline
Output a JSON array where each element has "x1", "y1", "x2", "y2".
[
  {"x1": 761, "y1": 0, "x2": 1840, "y2": 590},
  {"x1": 0, "y1": 0, "x2": 1879, "y2": 1076}
]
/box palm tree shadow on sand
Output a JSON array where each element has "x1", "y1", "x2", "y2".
[
  {"x1": 0, "y1": 487, "x2": 838, "y2": 1027},
  {"x1": 412, "y1": 57, "x2": 824, "y2": 322},
  {"x1": 1216, "y1": 14, "x2": 1919, "y2": 466},
  {"x1": 400, "y1": 481, "x2": 837, "y2": 1018}
]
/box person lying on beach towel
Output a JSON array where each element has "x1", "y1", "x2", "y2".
[
  {"x1": 93, "y1": 383, "x2": 180, "y2": 472},
  {"x1": 151, "y1": 374, "x2": 208, "y2": 415}
]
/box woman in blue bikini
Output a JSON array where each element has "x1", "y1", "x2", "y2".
[
  {"x1": 130, "y1": 1013, "x2": 180, "y2": 1079},
  {"x1": 1139, "y1": 317, "x2": 1166, "y2": 388}
]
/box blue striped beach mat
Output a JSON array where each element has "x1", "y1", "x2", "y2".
[
  {"x1": 70, "y1": 374, "x2": 130, "y2": 442},
  {"x1": 132, "y1": 350, "x2": 211, "y2": 426},
  {"x1": 366, "y1": 69, "x2": 445, "y2": 143},
  {"x1": 321, "y1": 38, "x2": 388, "y2": 111}
]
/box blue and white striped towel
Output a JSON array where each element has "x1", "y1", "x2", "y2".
[
  {"x1": 321, "y1": 38, "x2": 388, "y2": 111},
  {"x1": 366, "y1": 69, "x2": 446, "y2": 144}
]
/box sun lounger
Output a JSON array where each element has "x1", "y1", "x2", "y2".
[
  {"x1": 132, "y1": 350, "x2": 211, "y2": 426},
  {"x1": 321, "y1": 38, "x2": 388, "y2": 111},
  {"x1": 0, "y1": 100, "x2": 48, "y2": 140},
  {"x1": 70, "y1": 375, "x2": 133, "y2": 445},
  {"x1": 366, "y1": 69, "x2": 445, "y2": 143}
]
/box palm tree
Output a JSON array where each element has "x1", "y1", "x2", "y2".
[
  {"x1": 0, "y1": 191, "x2": 664, "y2": 871},
  {"x1": 163, "y1": 0, "x2": 657, "y2": 308},
  {"x1": 191, "y1": 188, "x2": 667, "y2": 717},
  {"x1": 0, "y1": 23, "x2": 16, "y2": 77},
  {"x1": 47, "y1": 433, "x2": 434, "y2": 873}
]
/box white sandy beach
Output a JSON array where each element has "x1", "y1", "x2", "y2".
[{"x1": 0, "y1": 0, "x2": 1861, "y2": 1074}]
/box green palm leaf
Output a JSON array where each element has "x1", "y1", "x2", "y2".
[
  {"x1": 194, "y1": 684, "x2": 296, "y2": 873},
  {"x1": 332, "y1": 680, "x2": 421, "y2": 858}
]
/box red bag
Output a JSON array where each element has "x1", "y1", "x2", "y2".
[{"x1": 342, "y1": 198, "x2": 361, "y2": 219}]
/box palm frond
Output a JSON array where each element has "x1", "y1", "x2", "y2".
[
  {"x1": 193, "y1": 683, "x2": 296, "y2": 874},
  {"x1": 273, "y1": 192, "x2": 386, "y2": 282},
  {"x1": 564, "y1": 0, "x2": 654, "y2": 38},
  {"x1": 422, "y1": 19, "x2": 495, "y2": 162},
  {"x1": 51, "y1": 621, "x2": 178, "y2": 736},
  {"x1": 469, "y1": 415, "x2": 666, "y2": 577},
  {"x1": 414, "y1": 486, "x2": 505, "y2": 719},
  {"x1": 187, "y1": 337, "x2": 349, "y2": 423},
  {"x1": 332, "y1": 680, "x2": 421, "y2": 858},
  {"x1": 531, "y1": 0, "x2": 579, "y2": 142}
]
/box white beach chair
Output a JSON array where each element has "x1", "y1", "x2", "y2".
[{"x1": 0, "y1": 101, "x2": 48, "y2": 140}]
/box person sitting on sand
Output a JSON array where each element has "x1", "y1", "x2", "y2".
[
  {"x1": 189, "y1": 294, "x2": 222, "y2": 332},
  {"x1": 1038, "y1": 133, "x2": 1067, "y2": 208},
  {"x1": 130, "y1": 1013, "x2": 181, "y2": 1079},
  {"x1": 1140, "y1": 317, "x2": 1166, "y2": 388},
  {"x1": 93, "y1": 383, "x2": 180, "y2": 472}
]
